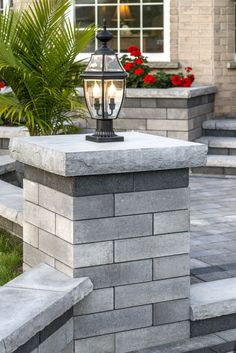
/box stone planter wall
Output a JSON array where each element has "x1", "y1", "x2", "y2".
[{"x1": 78, "y1": 86, "x2": 217, "y2": 141}]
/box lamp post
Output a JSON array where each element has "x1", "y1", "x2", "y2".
[{"x1": 81, "y1": 22, "x2": 127, "y2": 142}]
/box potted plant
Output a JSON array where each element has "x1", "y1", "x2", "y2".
[{"x1": 0, "y1": 0, "x2": 94, "y2": 136}]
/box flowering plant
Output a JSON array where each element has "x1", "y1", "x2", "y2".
[
  {"x1": 0, "y1": 81, "x2": 5, "y2": 90},
  {"x1": 120, "y1": 46, "x2": 195, "y2": 88}
]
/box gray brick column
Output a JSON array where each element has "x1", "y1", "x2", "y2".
[{"x1": 11, "y1": 132, "x2": 207, "y2": 353}]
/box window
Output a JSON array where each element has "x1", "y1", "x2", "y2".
[
  {"x1": 0, "y1": 0, "x2": 12, "y2": 13},
  {"x1": 75, "y1": 0, "x2": 170, "y2": 61}
]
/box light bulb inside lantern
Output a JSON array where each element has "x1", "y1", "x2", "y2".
[
  {"x1": 108, "y1": 82, "x2": 116, "y2": 98},
  {"x1": 93, "y1": 82, "x2": 101, "y2": 99}
]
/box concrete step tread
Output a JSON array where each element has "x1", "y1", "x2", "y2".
[
  {"x1": 203, "y1": 119, "x2": 236, "y2": 131},
  {"x1": 206, "y1": 154, "x2": 236, "y2": 168},
  {"x1": 0, "y1": 180, "x2": 22, "y2": 226},
  {"x1": 191, "y1": 277, "x2": 236, "y2": 321},
  {"x1": 196, "y1": 136, "x2": 236, "y2": 149}
]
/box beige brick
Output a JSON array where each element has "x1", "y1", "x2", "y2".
[{"x1": 147, "y1": 119, "x2": 189, "y2": 132}]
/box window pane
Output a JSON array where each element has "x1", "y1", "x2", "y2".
[
  {"x1": 121, "y1": 0, "x2": 140, "y2": 3},
  {"x1": 98, "y1": 6, "x2": 117, "y2": 28},
  {"x1": 143, "y1": 30, "x2": 163, "y2": 52},
  {"x1": 75, "y1": 0, "x2": 94, "y2": 4},
  {"x1": 120, "y1": 5, "x2": 140, "y2": 28},
  {"x1": 143, "y1": 0, "x2": 163, "y2": 2},
  {"x1": 143, "y1": 5, "x2": 163, "y2": 27},
  {"x1": 75, "y1": 7, "x2": 95, "y2": 27},
  {"x1": 120, "y1": 30, "x2": 140, "y2": 52},
  {"x1": 98, "y1": 0, "x2": 117, "y2": 3},
  {"x1": 109, "y1": 30, "x2": 118, "y2": 52}
]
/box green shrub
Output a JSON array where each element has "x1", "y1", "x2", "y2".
[
  {"x1": 0, "y1": 229, "x2": 22, "y2": 285},
  {"x1": 0, "y1": 0, "x2": 94, "y2": 135}
]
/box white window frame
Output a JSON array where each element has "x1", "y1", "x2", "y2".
[
  {"x1": 76, "y1": 0, "x2": 170, "y2": 62},
  {"x1": 235, "y1": 0, "x2": 236, "y2": 61}
]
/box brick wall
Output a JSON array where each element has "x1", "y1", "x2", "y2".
[{"x1": 213, "y1": 0, "x2": 236, "y2": 116}]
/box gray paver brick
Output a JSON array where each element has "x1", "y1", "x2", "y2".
[
  {"x1": 115, "y1": 188, "x2": 189, "y2": 216},
  {"x1": 115, "y1": 277, "x2": 190, "y2": 309},
  {"x1": 74, "y1": 305, "x2": 152, "y2": 339},
  {"x1": 115, "y1": 233, "x2": 190, "y2": 262},
  {"x1": 153, "y1": 299, "x2": 190, "y2": 325}
]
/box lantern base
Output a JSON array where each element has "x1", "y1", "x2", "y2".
[{"x1": 86, "y1": 134, "x2": 124, "y2": 143}]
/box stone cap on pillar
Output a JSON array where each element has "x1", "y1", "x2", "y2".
[{"x1": 10, "y1": 132, "x2": 207, "y2": 176}]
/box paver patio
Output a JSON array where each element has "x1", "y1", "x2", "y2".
[{"x1": 190, "y1": 175, "x2": 236, "y2": 284}]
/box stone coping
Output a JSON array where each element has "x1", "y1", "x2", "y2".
[
  {"x1": 76, "y1": 85, "x2": 217, "y2": 99},
  {"x1": 190, "y1": 277, "x2": 236, "y2": 321},
  {"x1": 0, "y1": 126, "x2": 29, "y2": 139},
  {"x1": 0, "y1": 263, "x2": 93, "y2": 353},
  {"x1": 0, "y1": 180, "x2": 23, "y2": 226},
  {"x1": 10, "y1": 132, "x2": 207, "y2": 176}
]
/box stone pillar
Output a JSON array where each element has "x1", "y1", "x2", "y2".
[{"x1": 11, "y1": 132, "x2": 207, "y2": 353}]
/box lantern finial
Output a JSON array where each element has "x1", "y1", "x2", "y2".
[{"x1": 96, "y1": 19, "x2": 113, "y2": 48}]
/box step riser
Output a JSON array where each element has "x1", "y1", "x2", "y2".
[
  {"x1": 192, "y1": 166, "x2": 236, "y2": 175},
  {"x1": 208, "y1": 147, "x2": 236, "y2": 156},
  {"x1": 191, "y1": 314, "x2": 236, "y2": 338},
  {"x1": 204, "y1": 129, "x2": 236, "y2": 137}
]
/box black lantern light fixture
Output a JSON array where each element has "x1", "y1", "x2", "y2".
[{"x1": 81, "y1": 21, "x2": 128, "y2": 142}]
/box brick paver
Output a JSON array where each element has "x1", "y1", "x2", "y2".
[{"x1": 190, "y1": 176, "x2": 236, "y2": 284}]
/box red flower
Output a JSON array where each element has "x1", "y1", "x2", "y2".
[
  {"x1": 124, "y1": 62, "x2": 134, "y2": 71},
  {"x1": 128, "y1": 45, "x2": 141, "y2": 57},
  {"x1": 134, "y1": 68, "x2": 144, "y2": 76},
  {"x1": 144, "y1": 74, "x2": 156, "y2": 84},
  {"x1": 131, "y1": 49, "x2": 141, "y2": 57},
  {"x1": 128, "y1": 45, "x2": 139, "y2": 53},
  {"x1": 0, "y1": 81, "x2": 5, "y2": 89},
  {"x1": 171, "y1": 75, "x2": 183, "y2": 86},
  {"x1": 185, "y1": 66, "x2": 192, "y2": 72},
  {"x1": 182, "y1": 77, "x2": 193, "y2": 87},
  {"x1": 135, "y1": 58, "x2": 143, "y2": 65},
  {"x1": 188, "y1": 74, "x2": 195, "y2": 83}
]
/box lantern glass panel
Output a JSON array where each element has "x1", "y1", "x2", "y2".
[
  {"x1": 84, "y1": 79, "x2": 124, "y2": 120},
  {"x1": 104, "y1": 55, "x2": 124, "y2": 71},
  {"x1": 85, "y1": 54, "x2": 124, "y2": 72},
  {"x1": 86, "y1": 55, "x2": 103, "y2": 71}
]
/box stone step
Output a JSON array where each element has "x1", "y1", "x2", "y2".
[
  {"x1": 192, "y1": 155, "x2": 236, "y2": 175},
  {"x1": 203, "y1": 119, "x2": 236, "y2": 137},
  {"x1": 203, "y1": 119, "x2": 236, "y2": 131},
  {"x1": 190, "y1": 278, "x2": 236, "y2": 338},
  {"x1": 191, "y1": 277, "x2": 236, "y2": 321},
  {"x1": 196, "y1": 136, "x2": 236, "y2": 155},
  {"x1": 0, "y1": 180, "x2": 23, "y2": 237},
  {"x1": 207, "y1": 155, "x2": 236, "y2": 168}
]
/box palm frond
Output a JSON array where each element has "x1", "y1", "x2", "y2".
[{"x1": 0, "y1": 0, "x2": 94, "y2": 135}]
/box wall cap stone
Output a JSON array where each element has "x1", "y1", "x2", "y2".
[
  {"x1": 77, "y1": 86, "x2": 217, "y2": 99},
  {"x1": 0, "y1": 263, "x2": 93, "y2": 353},
  {"x1": 10, "y1": 132, "x2": 207, "y2": 176},
  {"x1": 0, "y1": 126, "x2": 29, "y2": 139}
]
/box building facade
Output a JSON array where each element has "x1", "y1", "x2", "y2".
[{"x1": 1, "y1": 0, "x2": 236, "y2": 117}]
